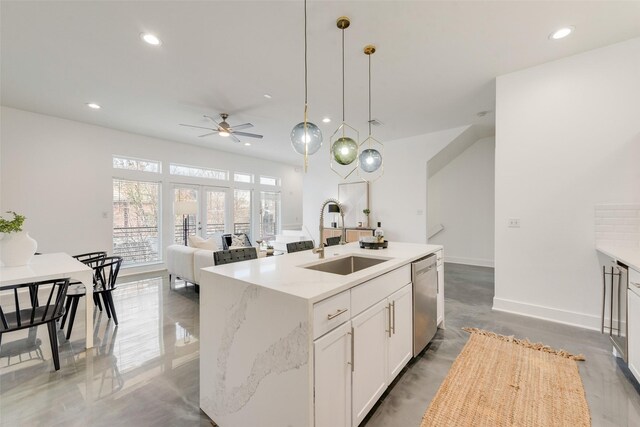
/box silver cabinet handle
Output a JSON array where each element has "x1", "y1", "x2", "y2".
[
  {"x1": 347, "y1": 327, "x2": 354, "y2": 372},
  {"x1": 391, "y1": 301, "x2": 396, "y2": 335},
  {"x1": 601, "y1": 266, "x2": 606, "y2": 334},
  {"x1": 386, "y1": 303, "x2": 392, "y2": 337},
  {"x1": 327, "y1": 308, "x2": 348, "y2": 320}
]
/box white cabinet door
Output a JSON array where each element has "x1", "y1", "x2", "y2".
[
  {"x1": 314, "y1": 321, "x2": 352, "y2": 427},
  {"x1": 352, "y1": 299, "x2": 388, "y2": 427},
  {"x1": 437, "y1": 264, "x2": 444, "y2": 327},
  {"x1": 387, "y1": 283, "x2": 413, "y2": 382},
  {"x1": 628, "y1": 287, "x2": 640, "y2": 382}
]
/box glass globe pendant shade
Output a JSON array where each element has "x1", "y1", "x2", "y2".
[
  {"x1": 331, "y1": 136, "x2": 358, "y2": 165},
  {"x1": 359, "y1": 148, "x2": 382, "y2": 172},
  {"x1": 291, "y1": 121, "x2": 323, "y2": 155}
]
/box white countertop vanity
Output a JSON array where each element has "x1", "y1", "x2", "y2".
[{"x1": 199, "y1": 242, "x2": 444, "y2": 427}]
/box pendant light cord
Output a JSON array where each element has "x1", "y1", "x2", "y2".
[
  {"x1": 304, "y1": 0, "x2": 308, "y2": 108},
  {"x1": 368, "y1": 53, "x2": 372, "y2": 136},
  {"x1": 342, "y1": 27, "x2": 345, "y2": 123}
]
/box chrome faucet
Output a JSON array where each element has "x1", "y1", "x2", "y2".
[{"x1": 313, "y1": 198, "x2": 346, "y2": 259}]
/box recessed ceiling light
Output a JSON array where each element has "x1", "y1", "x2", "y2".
[
  {"x1": 263, "y1": 94, "x2": 272, "y2": 99},
  {"x1": 140, "y1": 32, "x2": 162, "y2": 46},
  {"x1": 244, "y1": 142, "x2": 251, "y2": 146},
  {"x1": 322, "y1": 117, "x2": 331, "y2": 123},
  {"x1": 549, "y1": 27, "x2": 574, "y2": 40},
  {"x1": 86, "y1": 102, "x2": 101, "y2": 109}
]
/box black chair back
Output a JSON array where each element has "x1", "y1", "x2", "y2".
[
  {"x1": 94, "y1": 257, "x2": 123, "y2": 292},
  {"x1": 326, "y1": 236, "x2": 341, "y2": 247},
  {"x1": 286, "y1": 240, "x2": 315, "y2": 253},
  {"x1": 214, "y1": 248, "x2": 258, "y2": 265},
  {"x1": 73, "y1": 251, "x2": 107, "y2": 264},
  {"x1": 0, "y1": 278, "x2": 70, "y2": 334}
]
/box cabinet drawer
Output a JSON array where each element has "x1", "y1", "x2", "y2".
[
  {"x1": 313, "y1": 290, "x2": 351, "y2": 339},
  {"x1": 631, "y1": 268, "x2": 640, "y2": 288},
  {"x1": 351, "y1": 265, "x2": 411, "y2": 316}
]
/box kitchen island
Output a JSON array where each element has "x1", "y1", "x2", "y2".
[{"x1": 199, "y1": 242, "x2": 443, "y2": 427}]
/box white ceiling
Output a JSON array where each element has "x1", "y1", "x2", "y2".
[{"x1": 2, "y1": 1, "x2": 640, "y2": 165}]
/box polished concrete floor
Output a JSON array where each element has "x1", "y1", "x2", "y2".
[{"x1": 1, "y1": 264, "x2": 639, "y2": 426}]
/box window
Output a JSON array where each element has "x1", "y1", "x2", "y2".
[
  {"x1": 260, "y1": 191, "x2": 280, "y2": 241},
  {"x1": 233, "y1": 189, "x2": 252, "y2": 240},
  {"x1": 113, "y1": 156, "x2": 160, "y2": 173},
  {"x1": 113, "y1": 178, "x2": 161, "y2": 265},
  {"x1": 260, "y1": 175, "x2": 280, "y2": 186},
  {"x1": 170, "y1": 163, "x2": 228, "y2": 180},
  {"x1": 234, "y1": 172, "x2": 254, "y2": 183},
  {"x1": 205, "y1": 188, "x2": 227, "y2": 237}
]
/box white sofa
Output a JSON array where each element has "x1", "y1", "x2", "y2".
[{"x1": 166, "y1": 245, "x2": 216, "y2": 289}]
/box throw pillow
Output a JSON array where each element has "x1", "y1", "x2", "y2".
[
  {"x1": 188, "y1": 235, "x2": 219, "y2": 251},
  {"x1": 231, "y1": 234, "x2": 247, "y2": 247}
]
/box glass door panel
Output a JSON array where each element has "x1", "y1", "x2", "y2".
[
  {"x1": 204, "y1": 188, "x2": 227, "y2": 237},
  {"x1": 174, "y1": 187, "x2": 198, "y2": 244},
  {"x1": 260, "y1": 191, "x2": 280, "y2": 242},
  {"x1": 233, "y1": 189, "x2": 252, "y2": 240}
]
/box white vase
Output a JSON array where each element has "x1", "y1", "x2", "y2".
[{"x1": 0, "y1": 231, "x2": 38, "y2": 267}]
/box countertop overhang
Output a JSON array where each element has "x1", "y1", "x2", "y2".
[
  {"x1": 596, "y1": 245, "x2": 640, "y2": 271},
  {"x1": 201, "y1": 242, "x2": 442, "y2": 303}
]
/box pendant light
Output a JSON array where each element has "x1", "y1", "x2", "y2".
[
  {"x1": 358, "y1": 44, "x2": 384, "y2": 179},
  {"x1": 330, "y1": 16, "x2": 359, "y2": 180},
  {"x1": 290, "y1": 0, "x2": 322, "y2": 173}
]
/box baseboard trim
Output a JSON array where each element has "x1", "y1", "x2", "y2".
[
  {"x1": 445, "y1": 256, "x2": 494, "y2": 268},
  {"x1": 492, "y1": 297, "x2": 602, "y2": 331}
]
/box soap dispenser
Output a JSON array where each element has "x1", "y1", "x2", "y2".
[{"x1": 374, "y1": 222, "x2": 384, "y2": 242}]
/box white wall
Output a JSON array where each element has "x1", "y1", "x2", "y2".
[
  {"x1": 494, "y1": 37, "x2": 640, "y2": 330},
  {"x1": 428, "y1": 136, "x2": 495, "y2": 267},
  {"x1": 0, "y1": 107, "x2": 303, "y2": 269},
  {"x1": 302, "y1": 126, "x2": 469, "y2": 245}
]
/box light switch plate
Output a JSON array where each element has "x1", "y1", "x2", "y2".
[{"x1": 508, "y1": 218, "x2": 520, "y2": 228}]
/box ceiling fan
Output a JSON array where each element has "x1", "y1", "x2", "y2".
[{"x1": 180, "y1": 113, "x2": 263, "y2": 143}]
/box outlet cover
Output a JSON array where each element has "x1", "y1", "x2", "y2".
[{"x1": 508, "y1": 218, "x2": 521, "y2": 228}]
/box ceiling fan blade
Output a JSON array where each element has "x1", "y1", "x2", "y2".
[
  {"x1": 233, "y1": 131, "x2": 263, "y2": 139},
  {"x1": 229, "y1": 133, "x2": 241, "y2": 143},
  {"x1": 229, "y1": 123, "x2": 253, "y2": 131},
  {"x1": 198, "y1": 132, "x2": 219, "y2": 138},
  {"x1": 203, "y1": 115, "x2": 221, "y2": 126},
  {"x1": 180, "y1": 124, "x2": 218, "y2": 131}
]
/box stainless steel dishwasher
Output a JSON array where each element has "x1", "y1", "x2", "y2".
[{"x1": 412, "y1": 254, "x2": 438, "y2": 357}]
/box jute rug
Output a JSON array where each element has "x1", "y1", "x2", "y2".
[{"x1": 421, "y1": 328, "x2": 590, "y2": 427}]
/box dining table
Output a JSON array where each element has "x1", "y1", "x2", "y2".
[{"x1": 0, "y1": 252, "x2": 95, "y2": 348}]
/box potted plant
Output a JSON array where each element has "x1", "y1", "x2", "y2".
[
  {"x1": 266, "y1": 244, "x2": 275, "y2": 256},
  {"x1": 0, "y1": 211, "x2": 38, "y2": 266},
  {"x1": 362, "y1": 208, "x2": 371, "y2": 228}
]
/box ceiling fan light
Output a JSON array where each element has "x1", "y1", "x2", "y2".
[
  {"x1": 219, "y1": 130, "x2": 230, "y2": 137},
  {"x1": 291, "y1": 121, "x2": 323, "y2": 155}
]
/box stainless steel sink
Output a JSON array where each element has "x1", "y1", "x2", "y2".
[{"x1": 303, "y1": 255, "x2": 389, "y2": 275}]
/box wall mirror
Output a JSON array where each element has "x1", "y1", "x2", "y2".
[{"x1": 338, "y1": 182, "x2": 369, "y2": 227}]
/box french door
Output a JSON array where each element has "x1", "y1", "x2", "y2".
[{"x1": 173, "y1": 185, "x2": 230, "y2": 243}]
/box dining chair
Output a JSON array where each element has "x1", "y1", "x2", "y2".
[
  {"x1": 60, "y1": 251, "x2": 108, "y2": 329},
  {"x1": 286, "y1": 240, "x2": 315, "y2": 253},
  {"x1": 60, "y1": 256, "x2": 122, "y2": 340},
  {"x1": 0, "y1": 278, "x2": 71, "y2": 371},
  {"x1": 213, "y1": 247, "x2": 258, "y2": 265}
]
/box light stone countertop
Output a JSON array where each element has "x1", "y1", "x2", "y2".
[
  {"x1": 596, "y1": 245, "x2": 640, "y2": 272},
  {"x1": 201, "y1": 241, "x2": 442, "y2": 303}
]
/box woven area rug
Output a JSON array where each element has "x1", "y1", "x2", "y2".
[{"x1": 421, "y1": 328, "x2": 591, "y2": 427}]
